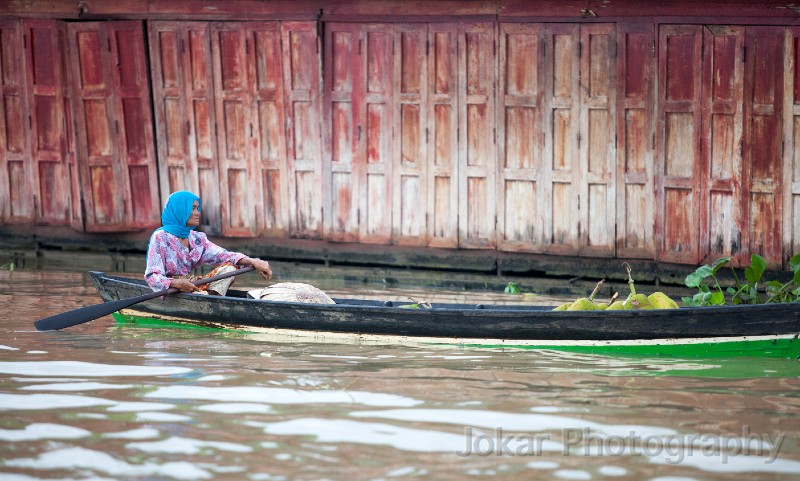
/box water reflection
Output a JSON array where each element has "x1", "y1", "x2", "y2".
[{"x1": 0, "y1": 269, "x2": 799, "y2": 480}]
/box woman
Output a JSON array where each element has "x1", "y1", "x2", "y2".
[{"x1": 145, "y1": 190, "x2": 272, "y2": 295}]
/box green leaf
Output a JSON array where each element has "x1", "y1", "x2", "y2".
[
  {"x1": 794, "y1": 269, "x2": 800, "y2": 285},
  {"x1": 504, "y1": 282, "x2": 521, "y2": 294},
  {"x1": 790, "y1": 253, "x2": 800, "y2": 273},
  {"x1": 681, "y1": 296, "x2": 698, "y2": 306},
  {"x1": 792, "y1": 287, "x2": 800, "y2": 296},
  {"x1": 685, "y1": 265, "x2": 713, "y2": 288},
  {"x1": 710, "y1": 291, "x2": 726, "y2": 305},
  {"x1": 745, "y1": 254, "x2": 767, "y2": 284},
  {"x1": 399, "y1": 303, "x2": 419, "y2": 309},
  {"x1": 710, "y1": 256, "x2": 731, "y2": 273}
]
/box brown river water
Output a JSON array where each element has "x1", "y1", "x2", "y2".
[{"x1": 1, "y1": 266, "x2": 800, "y2": 481}]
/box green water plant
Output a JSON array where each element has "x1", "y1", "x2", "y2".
[
  {"x1": 504, "y1": 281, "x2": 521, "y2": 294},
  {"x1": 683, "y1": 254, "x2": 800, "y2": 306},
  {"x1": 0, "y1": 262, "x2": 13, "y2": 271}
]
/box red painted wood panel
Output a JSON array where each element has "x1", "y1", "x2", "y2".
[
  {"x1": 211, "y1": 23, "x2": 258, "y2": 237},
  {"x1": 282, "y1": 21, "x2": 323, "y2": 239},
  {"x1": 247, "y1": 22, "x2": 287, "y2": 236},
  {"x1": 742, "y1": 27, "x2": 784, "y2": 267},
  {"x1": 458, "y1": 22, "x2": 496, "y2": 249},
  {"x1": 543, "y1": 23, "x2": 580, "y2": 255},
  {"x1": 616, "y1": 23, "x2": 655, "y2": 259},
  {"x1": 656, "y1": 25, "x2": 703, "y2": 264},
  {"x1": 701, "y1": 26, "x2": 744, "y2": 265},
  {"x1": 427, "y1": 23, "x2": 459, "y2": 248},
  {"x1": 24, "y1": 19, "x2": 70, "y2": 225},
  {"x1": 578, "y1": 23, "x2": 616, "y2": 257},
  {"x1": 69, "y1": 21, "x2": 159, "y2": 232},
  {"x1": 789, "y1": 28, "x2": 800, "y2": 262},
  {"x1": 392, "y1": 24, "x2": 427, "y2": 246},
  {"x1": 149, "y1": 21, "x2": 222, "y2": 233},
  {"x1": 497, "y1": 23, "x2": 544, "y2": 252},
  {"x1": 0, "y1": 20, "x2": 33, "y2": 224}
]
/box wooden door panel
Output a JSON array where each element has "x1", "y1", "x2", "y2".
[
  {"x1": 110, "y1": 22, "x2": 159, "y2": 228},
  {"x1": 361, "y1": 27, "x2": 393, "y2": 244},
  {"x1": 211, "y1": 23, "x2": 257, "y2": 237},
  {"x1": 149, "y1": 21, "x2": 222, "y2": 233},
  {"x1": 498, "y1": 23, "x2": 544, "y2": 252},
  {"x1": 283, "y1": 21, "x2": 322, "y2": 238},
  {"x1": 393, "y1": 24, "x2": 426, "y2": 245},
  {"x1": 247, "y1": 22, "x2": 287, "y2": 236},
  {"x1": 702, "y1": 26, "x2": 744, "y2": 264},
  {"x1": 788, "y1": 27, "x2": 800, "y2": 262},
  {"x1": 616, "y1": 23, "x2": 655, "y2": 258},
  {"x1": 0, "y1": 20, "x2": 33, "y2": 223},
  {"x1": 69, "y1": 22, "x2": 123, "y2": 230},
  {"x1": 25, "y1": 20, "x2": 69, "y2": 225},
  {"x1": 657, "y1": 25, "x2": 702, "y2": 263},
  {"x1": 579, "y1": 24, "x2": 616, "y2": 256},
  {"x1": 325, "y1": 24, "x2": 359, "y2": 241},
  {"x1": 543, "y1": 24, "x2": 579, "y2": 254},
  {"x1": 427, "y1": 24, "x2": 458, "y2": 248},
  {"x1": 459, "y1": 23, "x2": 496, "y2": 249},
  {"x1": 743, "y1": 27, "x2": 784, "y2": 267}
]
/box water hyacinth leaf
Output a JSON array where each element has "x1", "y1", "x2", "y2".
[
  {"x1": 790, "y1": 253, "x2": 800, "y2": 272},
  {"x1": 710, "y1": 291, "x2": 726, "y2": 305},
  {"x1": 504, "y1": 282, "x2": 521, "y2": 295},
  {"x1": 711, "y1": 256, "x2": 731, "y2": 273},
  {"x1": 685, "y1": 265, "x2": 713, "y2": 288},
  {"x1": 794, "y1": 269, "x2": 800, "y2": 285},
  {"x1": 745, "y1": 254, "x2": 766, "y2": 284}
]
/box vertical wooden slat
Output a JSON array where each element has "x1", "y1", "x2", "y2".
[
  {"x1": 616, "y1": 23, "x2": 655, "y2": 259},
  {"x1": 360, "y1": 25, "x2": 393, "y2": 244},
  {"x1": 247, "y1": 22, "x2": 287, "y2": 236},
  {"x1": 150, "y1": 21, "x2": 221, "y2": 232},
  {"x1": 458, "y1": 22, "x2": 496, "y2": 249},
  {"x1": 701, "y1": 26, "x2": 744, "y2": 264},
  {"x1": 427, "y1": 23, "x2": 459, "y2": 248},
  {"x1": 497, "y1": 23, "x2": 544, "y2": 252},
  {"x1": 282, "y1": 21, "x2": 323, "y2": 239},
  {"x1": 0, "y1": 20, "x2": 33, "y2": 224},
  {"x1": 60, "y1": 23, "x2": 81, "y2": 231},
  {"x1": 742, "y1": 27, "x2": 784, "y2": 267},
  {"x1": 109, "y1": 21, "x2": 159, "y2": 229},
  {"x1": 656, "y1": 25, "x2": 702, "y2": 263},
  {"x1": 579, "y1": 24, "x2": 616, "y2": 257},
  {"x1": 24, "y1": 19, "x2": 69, "y2": 225},
  {"x1": 786, "y1": 28, "x2": 800, "y2": 264},
  {"x1": 542, "y1": 24, "x2": 580, "y2": 255},
  {"x1": 211, "y1": 23, "x2": 258, "y2": 237},
  {"x1": 393, "y1": 24, "x2": 427, "y2": 246},
  {"x1": 324, "y1": 23, "x2": 360, "y2": 242},
  {"x1": 68, "y1": 22, "x2": 122, "y2": 230}
]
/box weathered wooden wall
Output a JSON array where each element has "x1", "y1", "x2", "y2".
[{"x1": 2, "y1": 0, "x2": 800, "y2": 270}]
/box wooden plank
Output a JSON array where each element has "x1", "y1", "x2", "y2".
[
  {"x1": 701, "y1": 26, "x2": 744, "y2": 265},
  {"x1": 742, "y1": 27, "x2": 784, "y2": 268},
  {"x1": 497, "y1": 22, "x2": 544, "y2": 253},
  {"x1": 323, "y1": 23, "x2": 360, "y2": 242},
  {"x1": 427, "y1": 23, "x2": 459, "y2": 248},
  {"x1": 542, "y1": 23, "x2": 579, "y2": 255},
  {"x1": 458, "y1": 22, "x2": 496, "y2": 249},
  {"x1": 616, "y1": 22, "x2": 655, "y2": 259},
  {"x1": 786, "y1": 28, "x2": 800, "y2": 264},
  {"x1": 246, "y1": 21, "x2": 287, "y2": 236},
  {"x1": 210, "y1": 22, "x2": 258, "y2": 236},
  {"x1": 24, "y1": 19, "x2": 69, "y2": 225},
  {"x1": 109, "y1": 21, "x2": 160, "y2": 229},
  {"x1": 392, "y1": 24, "x2": 427, "y2": 246},
  {"x1": 656, "y1": 25, "x2": 702, "y2": 264},
  {"x1": 578, "y1": 23, "x2": 616, "y2": 257},
  {"x1": 282, "y1": 21, "x2": 323, "y2": 239},
  {"x1": 0, "y1": 20, "x2": 33, "y2": 224}
]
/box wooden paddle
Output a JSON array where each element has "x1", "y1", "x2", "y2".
[{"x1": 34, "y1": 265, "x2": 255, "y2": 332}]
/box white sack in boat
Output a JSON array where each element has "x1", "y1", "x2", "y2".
[{"x1": 248, "y1": 282, "x2": 335, "y2": 304}]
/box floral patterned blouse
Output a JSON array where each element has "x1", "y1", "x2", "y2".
[{"x1": 145, "y1": 230, "x2": 245, "y2": 291}]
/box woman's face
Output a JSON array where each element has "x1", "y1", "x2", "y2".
[{"x1": 186, "y1": 200, "x2": 201, "y2": 227}]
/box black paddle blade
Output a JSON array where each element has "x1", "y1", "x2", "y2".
[
  {"x1": 34, "y1": 265, "x2": 256, "y2": 332},
  {"x1": 34, "y1": 289, "x2": 169, "y2": 332}
]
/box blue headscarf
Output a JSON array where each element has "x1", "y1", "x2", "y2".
[{"x1": 158, "y1": 190, "x2": 201, "y2": 238}]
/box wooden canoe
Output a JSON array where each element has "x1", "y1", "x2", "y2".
[{"x1": 89, "y1": 271, "x2": 800, "y2": 358}]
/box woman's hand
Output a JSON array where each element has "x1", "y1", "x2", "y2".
[
  {"x1": 170, "y1": 278, "x2": 199, "y2": 293},
  {"x1": 240, "y1": 257, "x2": 272, "y2": 281}
]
